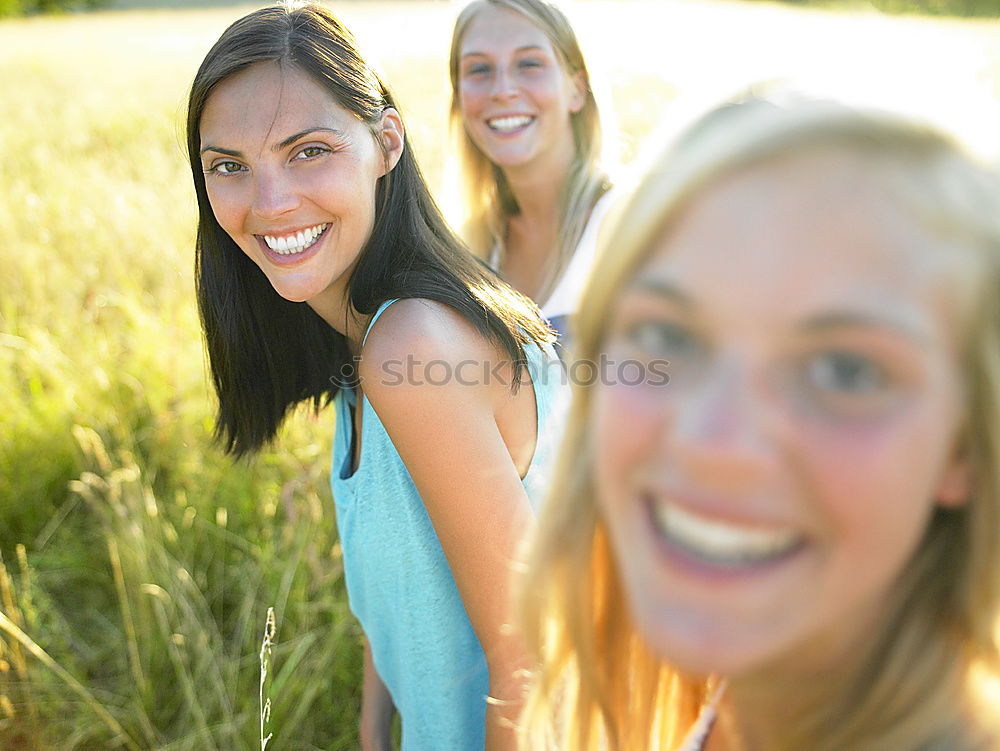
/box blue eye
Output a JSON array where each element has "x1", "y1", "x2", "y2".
[
  {"x1": 808, "y1": 351, "x2": 888, "y2": 395},
  {"x1": 465, "y1": 63, "x2": 491, "y2": 77},
  {"x1": 518, "y1": 58, "x2": 543, "y2": 70},
  {"x1": 626, "y1": 320, "x2": 699, "y2": 359}
]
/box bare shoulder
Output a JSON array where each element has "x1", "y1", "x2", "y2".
[{"x1": 358, "y1": 298, "x2": 497, "y2": 396}]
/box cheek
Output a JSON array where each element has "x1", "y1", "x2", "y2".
[
  {"x1": 204, "y1": 184, "x2": 241, "y2": 234},
  {"x1": 532, "y1": 73, "x2": 573, "y2": 110},
  {"x1": 458, "y1": 84, "x2": 485, "y2": 117},
  {"x1": 317, "y1": 165, "x2": 377, "y2": 219},
  {"x1": 797, "y1": 412, "x2": 948, "y2": 561},
  {"x1": 592, "y1": 378, "x2": 672, "y2": 500}
]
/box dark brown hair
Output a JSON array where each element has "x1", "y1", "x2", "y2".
[{"x1": 187, "y1": 3, "x2": 552, "y2": 455}]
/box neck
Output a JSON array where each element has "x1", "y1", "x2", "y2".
[
  {"x1": 707, "y1": 599, "x2": 889, "y2": 751},
  {"x1": 501, "y1": 135, "x2": 576, "y2": 228},
  {"x1": 306, "y1": 277, "x2": 369, "y2": 354},
  {"x1": 504, "y1": 169, "x2": 565, "y2": 230},
  {"x1": 708, "y1": 678, "x2": 806, "y2": 751}
]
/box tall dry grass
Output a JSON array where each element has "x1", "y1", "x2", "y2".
[{"x1": 0, "y1": 7, "x2": 367, "y2": 748}]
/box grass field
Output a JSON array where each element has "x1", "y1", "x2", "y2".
[{"x1": 0, "y1": 1, "x2": 998, "y2": 748}]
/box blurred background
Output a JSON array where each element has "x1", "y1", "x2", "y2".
[{"x1": 0, "y1": 0, "x2": 998, "y2": 748}]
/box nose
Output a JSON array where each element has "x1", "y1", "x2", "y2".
[
  {"x1": 667, "y1": 356, "x2": 778, "y2": 491},
  {"x1": 251, "y1": 165, "x2": 300, "y2": 220},
  {"x1": 490, "y1": 66, "x2": 518, "y2": 100}
]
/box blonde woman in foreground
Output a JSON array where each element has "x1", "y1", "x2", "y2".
[
  {"x1": 449, "y1": 0, "x2": 612, "y2": 350},
  {"x1": 520, "y1": 97, "x2": 1000, "y2": 751}
]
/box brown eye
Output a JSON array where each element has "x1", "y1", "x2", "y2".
[
  {"x1": 294, "y1": 146, "x2": 330, "y2": 161},
  {"x1": 210, "y1": 160, "x2": 244, "y2": 175}
]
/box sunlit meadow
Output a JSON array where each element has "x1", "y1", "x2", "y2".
[{"x1": 0, "y1": 1, "x2": 997, "y2": 748}]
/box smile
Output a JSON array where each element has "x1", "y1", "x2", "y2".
[
  {"x1": 651, "y1": 499, "x2": 803, "y2": 567},
  {"x1": 260, "y1": 223, "x2": 329, "y2": 256},
  {"x1": 487, "y1": 115, "x2": 534, "y2": 133}
]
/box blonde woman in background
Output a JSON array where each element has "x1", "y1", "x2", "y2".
[
  {"x1": 449, "y1": 0, "x2": 612, "y2": 350},
  {"x1": 520, "y1": 97, "x2": 1000, "y2": 751}
]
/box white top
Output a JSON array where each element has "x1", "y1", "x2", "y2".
[
  {"x1": 674, "y1": 681, "x2": 727, "y2": 751},
  {"x1": 539, "y1": 188, "x2": 615, "y2": 321},
  {"x1": 487, "y1": 189, "x2": 616, "y2": 320}
]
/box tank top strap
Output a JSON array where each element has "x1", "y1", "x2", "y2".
[
  {"x1": 526, "y1": 340, "x2": 552, "y2": 425},
  {"x1": 363, "y1": 298, "x2": 401, "y2": 347}
]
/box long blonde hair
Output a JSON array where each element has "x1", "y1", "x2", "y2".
[
  {"x1": 520, "y1": 98, "x2": 1000, "y2": 751},
  {"x1": 448, "y1": 0, "x2": 609, "y2": 304}
]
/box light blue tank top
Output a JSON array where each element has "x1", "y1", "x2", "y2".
[{"x1": 330, "y1": 299, "x2": 567, "y2": 751}]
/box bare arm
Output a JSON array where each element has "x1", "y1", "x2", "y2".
[
  {"x1": 360, "y1": 637, "x2": 397, "y2": 751},
  {"x1": 360, "y1": 300, "x2": 536, "y2": 751}
]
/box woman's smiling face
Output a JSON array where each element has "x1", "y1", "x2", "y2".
[
  {"x1": 198, "y1": 61, "x2": 400, "y2": 311},
  {"x1": 593, "y1": 150, "x2": 972, "y2": 680},
  {"x1": 457, "y1": 3, "x2": 583, "y2": 172}
]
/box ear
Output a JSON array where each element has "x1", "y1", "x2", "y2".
[
  {"x1": 567, "y1": 70, "x2": 588, "y2": 115},
  {"x1": 376, "y1": 107, "x2": 405, "y2": 177},
  {"x1": 934, "y1": 441, "x2": 974, "y2": 509}
]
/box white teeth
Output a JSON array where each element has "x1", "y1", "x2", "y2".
[
  {"x1": 488, "y1": 115, "x2": 533, "y2": 133},
  {"x1": 652, "y1": 501, "x2": 801, "y2": 566},
  {"x1": 262, "y1": 223, "x2": 328, "y2": 256}
]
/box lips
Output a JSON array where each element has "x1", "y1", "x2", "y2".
[
  {"x1": 649, "y1": 497, "x2": 804, "y2": 568},
  {"x1": 486, "y1": 114, "x2": 535, "y2": 133},
  {"x1": 259, "y1": 223, "x2": 329, "y2": 255},
  {"x1": 252, "y1": 222, "x2": 331, "y2": 267}
]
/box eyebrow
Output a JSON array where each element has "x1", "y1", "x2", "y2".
[
  {"x1": 799, "y1": 311, "x2": 931, "y2": 344},
  {"x1": 199, "y1": 127, "x2": 345, "y2": 157},
  {"x1": 627, "y1": 278, "x2": 697, "y2": 309},
  {"x1": 461, "y1": 45, "x2": 547, "y2": 59},
  {"x1": 628, "y1": 277, "x2": 930, "y2": 343}
]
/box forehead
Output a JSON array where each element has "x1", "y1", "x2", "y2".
[
  {"x1": 460, "y1": 4, "x2": 554, "y2": 54},
  {"x1": 627, "y1": 151, "x2": 964, "y2": 335},
  {"x1": 199, "y1": 62, "x2": 355, "y2": 145}
]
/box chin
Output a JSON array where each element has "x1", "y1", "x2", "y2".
[
  {"x1": 267, "y1": 281, "x2": 319, "y2": 305},
  {"x1": 636, "y1": 624, "x2": 722, "y2": 674},
  {"x1": 494, "y1": 152, "x2": 536, "y2": 169},
  {"x1": 631, "y1": 605, "x2": 773, "y2": 678},
  {"x1": 647, "y1": 639, "x2": 764, "y2": 680},
  {"x1": 477, "y1": 142, "x2": 535, "y2": 168}
]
